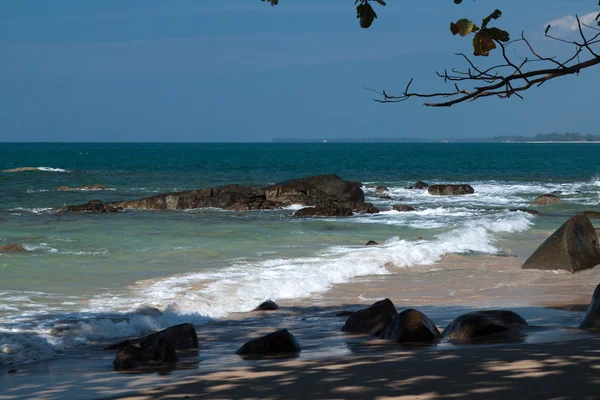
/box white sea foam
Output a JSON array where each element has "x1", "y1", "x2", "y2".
[
  {"x1": 8, "y1": 207, "x2": 57, "y2": 215},
  {"x1": 36, "y1": 167, "x2": 70, "y2": 172}
]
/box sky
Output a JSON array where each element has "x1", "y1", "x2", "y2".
[{"x1": 0, "y1": 0, "x2": 598, "y2": 142}]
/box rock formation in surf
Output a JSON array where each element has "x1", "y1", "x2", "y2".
[
  {"x1": 341, "y1": 298, "x2": 398, "y2": 336},
  {"x1": 427, "y1": 184, "x2": 474, "y2": 196},
  {"x1": 379, "y1": 309, "x2": 441, "y2": 343},
  {"x1": 532, "y1": 194, "x2": 561, "y2": 205},
  {"x1": 522, "y1": 213, "x2": 600, "y2": 273}
]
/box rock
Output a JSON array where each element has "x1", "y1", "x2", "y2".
[
  {"x1": 133, "y1": 306, "x2": 163, "y2": 317},
  {"x1": 532, "y1": 194, "x2": 561, "y2": 206},
  {"x1": 442, "y1": 310, "x2": 528, "y2": 343},
  {"x1": 375, "y1": 186, "x2": 389, "y2": 197},
  {"x1": 509, "y1": 208, "x2": 544, "y2": 217},
  {"x1": 428, "y1": 184, "x2": 474, "y2": 196},
  {"x1": 551, "y1": 190, "x2": 563, "y2": 195},
  {"x1": 7, "y1": 369, "x2": 17, "y2": 374},
  {"x1": 113, "y1": 338, "x2": 178, "y2": 371},
  {"x1": 379, "y1": 195, "x2": 392, "y2": 200},
  {"x1": 254, "y1": 300, "x2": 279, "y2": 311},
  {"x1": 294, "y1": 205, "x2": 353, "y2": 218},
  {"x1": 104, "y1": 323, "x2": 199, "y2": 351},
  {"x1": 236, "y1": 329, "x2": 301, "y2": 356},
  {"x1": 393, "y1": 205, "x2": 415, "y2": 212},
  {"x1": 582, "y1": 211, "x2": 600, "y2": 220},
  {"x1": 57, "y1": 184, "x2": 108, "y2": 191},
  {"x1": 264, "y1": 175, "x2": 364, "y2": 206},
  {"x1": 366, "y1": 240, "x2": 379, "y2": 246},
  {"x1": 336, "y1": 311, "x2": 355, "y2": 317},
  {"x1": 522, "y1": 213, "x2": 600, "y2": 273},
  {"x1": 1, "y1": 167, "x2": 39, "y2": 173},
  {"x1": 354, "y1": 202, "x2": 379, "y2": 214},
  {"x1": 580, "y1": 284, "x2": 600, "y2": 329},
  {"x1": 0, "y1": 244, "x2": 26, "y2": 252},
  {"x1": 414, "y1": 181, "x2": 429, "y2": 189},
  {"x1": 379, "y1": 309, "x2": 441, "y2": 343},
  {"x1": 341, "y1": 298, "x2": 397, "y2": 336},
  {"x1": 63, "y1": 200, "x2": 122, "y2": 213}
]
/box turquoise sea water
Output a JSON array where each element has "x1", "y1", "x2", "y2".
[{"x1": 1, "y1": 142, "x2": 600, "y2": 366}]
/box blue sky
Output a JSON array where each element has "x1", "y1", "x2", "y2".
[{"x1": 0, "y1": 0, "x2": 598, "y2": 141}]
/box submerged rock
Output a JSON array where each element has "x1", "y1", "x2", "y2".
[
  {"x1": 509, "y1": 208, "x2": 544, "y2": 217},
  {"x1": 393, "y1": 205, "x2": 415, "y2": 212},
  {"x1": 375, "y1": 186, "x2": 389, "y2": 197},
  {"x1": 236, "y1": 329, "x2": 301, "y2": 356},
  {"x1": 379, "y1": 309, "x2": 441, "y2": 343},
  {"x1": 442, "y1": 310, "x2": 528, "y2": 343},
  {"x1": 532, "y1": 194, "x2": 561, "y2": 206},
  {"x1": 57, "y1": 184, "x2": 108, "y2": 191},
  {"x1": 113, "y1": 338, "x2": 177, "y2": 371},
  {"x1": 522, "y1": 213, "x2": 600, "y2": 273},
  {"x1": 0, "y1": 244, "x2": 26, "y2": 252},
  {"x1": 365, "y1": 240, "x2": 379, "y2": 246},
  {"x1": 294, "y1": 205, "x2": 353, "y2": 218},
  {"x1": 406, "y1": 181, "x2": 429, "y2": 189},
  {"x1": 341, "y1": 298, "x2": 397, "y2": 336},
  {"x1": 1, "y1": 167, "x2": 39, "y2": 173},
  {"x1": 254, "y1": 300, "x2": 279, "y2": 311},
  {"x1": 580, "y1": 284, "x2": 600, "y2": 329},
  {"x1": 63, "y1": 200, "x2": 122, "y2": 213},
  {"x1": 428, "y1": 184, "x2": 474, "y2": 196},
  {"x1": 264, "y1": 175, "x2": 364, "y2": 206},
  {"x1": 355, "y1": 202, "x2": 379, "y2": 214},
  {"x1": 104, "y1": 323, "x2": 199, "y2": 351}
]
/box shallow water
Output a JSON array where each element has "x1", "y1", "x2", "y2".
[{"x1": 1, "y1": 142, "x2": 599, "y2": 367}]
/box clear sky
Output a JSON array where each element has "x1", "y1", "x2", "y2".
[{"x1": 0, "y1": 0, "x2": 598, "y2": 142}]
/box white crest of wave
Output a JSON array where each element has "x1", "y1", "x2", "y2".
[{"x1": 36, "y1": 167, "x2": 69, "y2": 172}]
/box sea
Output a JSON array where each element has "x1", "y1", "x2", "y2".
[{"x1": 1, "y1": 142, "x2": 600, "y2": 368}]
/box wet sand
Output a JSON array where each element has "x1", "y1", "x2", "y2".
[{"x1": 2, "y1": 254, "x2": 600, "y2": 399}]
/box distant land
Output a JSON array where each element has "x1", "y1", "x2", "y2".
[{"x1": 272, "y1": 132, "x2": 600, "y2": 143}]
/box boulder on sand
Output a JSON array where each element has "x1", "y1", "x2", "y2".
[
  {"x1": 428, "y1": 184, "x2": 474, "y2": 196},
  {"x1": 442, "y1": 310, "x2": 528, "y2": 343},
  {"x1": 253, "y1": 300, "x2": 279, "y2": 311},
  {"x1": 532, "y1": 194, "x2": 561, "y2": 206},
  {"x1": 0, "y1": 244, "x2": 26, "y2": 252},
  {"x1": 236, "y1": 329, "x2": 301, "y2": 357},
  {"x1": 580, "y1": 284, "x2": 600, "y2": 329},
  {"x1": 104, "y1": 323, "x2": 199, "y2": 351},
  {"x1": 522, "y1": 213, "x2": 600, "y2": 273},
  {"x1": 113, "y1": 338, "x2": 177, "y2": 371},
  {"x1": 341, "y1": 298, "x2": 397, "y2": 336},
  {"x1": 379, "y1": 309, "x2": 441, "y2": 343}
]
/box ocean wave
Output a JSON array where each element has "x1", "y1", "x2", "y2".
[
  {"x1": 8, "y1": 207, "x2": 57, "y2": 216},
  {"x1": 2, "y1": 166, "x2": 70, "y2": 173}
]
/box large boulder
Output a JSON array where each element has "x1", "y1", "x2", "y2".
[
  {"x1": 393, "y1": 205, "x2": 415, "y2": 212},
  {"x1": 341, "y1": 299, "x2": 397, "y2": 336},
  {"x1": 442, "y1": 310, "x2": 528, "y2": 343},
  {"x1": 236, "y1": 329, "x2": 301, "y2": 356},
  {"x1": 63, "y1": 200, "x2": 122, "y2": 213},
  {"x1": 532, "y1": 194, "x2": 561, "y2": 206},
  {"x1": 580, "y1": 284, "x2": 600, "y2": 329},
  {"x1": 522, "y1": 214, "x2": 600, "y2": 273},
  {"x1": 406, "y1": 181, "x2": 429, "y2": 189},
  {"x1": 104, "y1": 323, "x2": 199, "y2": 351},
  {"x1": 264, "y1": 175, "x2": 364, "y2": 206},
  {"x1": 375, "y1": 186, "x2": 389, "y2": 197},
  {"x1": 113, "y1": 338, "x2": 177, "y2": 371},
  {"x1": 379, "y1": 309, "x2": 441, "y2": 343},
  {"x1": 294, "y1": 205, "x2": 353, "y2": 218},
  {"x1": 0, "y1": 244, "x2": 26, "y2": 252},
  {"x1": 582, "y1": 211, "x2": 600, "y2": 220},
  {"x1": 354, "y1": 202, "x2": 379, "y2": 214},
  {"x1": 428, "y1": 184, "x2": 474, "y2": 196}
]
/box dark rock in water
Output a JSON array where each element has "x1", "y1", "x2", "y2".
[
  {"x1": 551, "y1": 190, "x2": 563, "y2": 195},
  {"x1": 379, "y1": 309, "x2": 441, "y2": 343},
  {"x1": 254, "y1": 300, "x2": 279, "y2": 311},
  {"x1": 393, "y1": 205, "x2": 415, "y2": 212},
  {"x1": 522, "y1": 213, "x2": 600, "y2": 273},
  {"x1": 365, "y1": 240, "x2": 379, "y2": 246},
  {"x1": 406, "y1": 181, "x2": 429, "y2": 190},
  {"x1": 355, "y1": 202, "x2": 379, "y2": 214},
  {"x1": 63, "y1": 200, "x2": 122, "y2": 213},
  {"x1": 582, "y1": 211, "x2": 600, "y2": 220},
  {"x1": 236, "y1": 329, "x2": 301, "y2": 356},
  {"x1": 104, "y1": 323, "x2": 199, "y2": 351},
  {"x1": 0, "y1": 244, "x2": 26, "y2": 252},
  {"x1": 532, "y1": 194, "x2": 561, "y2": 206},
  {"x1": 7, "y1": 369, "x2": 17, "y2": 374},
  {"x1": 294, "y1": 205, "x2": 353, "y2": 218},
  {"x1": 428, "y1": 184, "x2": 474, "y2": 196},
  {"x1": 1, "y1": 167, "x2": 39, "y2": 173},
  {"x1": 341, "y1": 298, "x2": 397, "y2": 336},
  {"x1": 375, "y1": 186, "x2": 389, "y2": 197},
  {"x1": 379, "y1": 195, "x2": 392, "y2": 200},
  {"x1": 264, "y1": 174, "x2": 364, "y2": 206},
  {"x1": 509, "y1": 208, "x2": 544, "y2": 217},
  {"x1": 580, "y1": 284, "x2": 600, "y2": 329},
  {"x1": 133, "y1": 306, "x2": 163, "y2": 317},
  {"x1": 113, "y1": 338, "x2": 178, "y2": 371},
  {"x1": 442, "y1": 310, "x2": 528, "y2": 343}
]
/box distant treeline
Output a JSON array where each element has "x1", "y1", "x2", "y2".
[{"x1": 272, "y1": 132, "x2": 599, "y2": 143}]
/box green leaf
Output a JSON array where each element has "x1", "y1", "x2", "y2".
[{"x1": 450, "y1": 19, "x2": 479, "y2": 36}]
